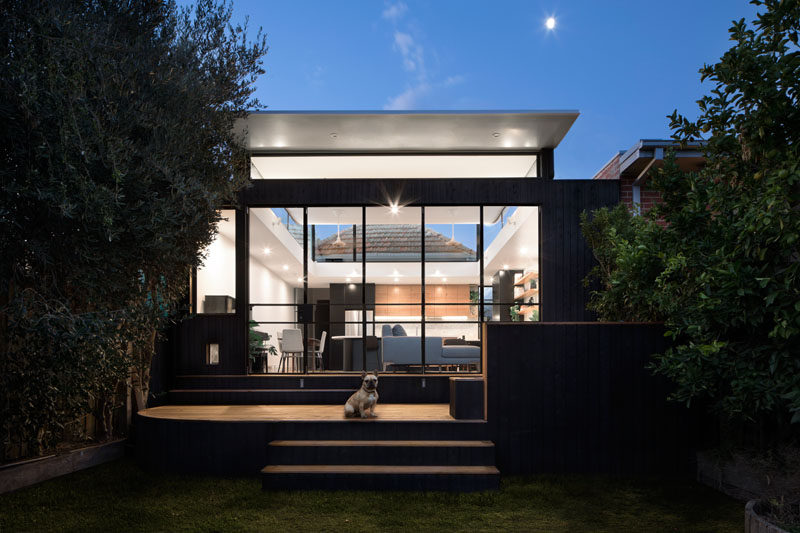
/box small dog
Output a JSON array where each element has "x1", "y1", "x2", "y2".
[{"x1": 344, "y1": 370, "x2": 379, "y2": 418}]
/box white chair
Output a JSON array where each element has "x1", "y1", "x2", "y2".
[
  {"x1": 278, "y1": 328, "x2": 304, "y2": 372},
  {"x1": 311, "y1": 331, "x2": 327, "y2": 371}
]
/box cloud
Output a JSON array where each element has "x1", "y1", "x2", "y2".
[
  {"x1": 382, "y1": 2, "x2": 407, "y2": 22},
  {"x1": 393, "y1": 31, "x2": 424, "y2": 74},
  {"x1": 383, "y1": 77, "x2": 464, "y2": 110},
  {"x1": 381, "y1": 5, "x2": 462, "y2": 110},
  {"x1": 384, "y1": 83, "x2": 430, "y2": 110}
]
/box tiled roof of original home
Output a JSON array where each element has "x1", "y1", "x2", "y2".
[{"x1": 316, "y1": 225, "x2": 475, "y2": 260}]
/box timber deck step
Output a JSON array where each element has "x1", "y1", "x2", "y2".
[
  {"x1": 261, "y1": 464, "x2": 500, "y2": 491},
  {"x1": 262, "y1": 439, "x2": 499, "y2": 491},
  {"x1": 267, "y1": 439, "x2": 496, "y2": 466}
]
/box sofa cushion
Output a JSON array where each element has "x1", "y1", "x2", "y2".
[
  {"x1": 392, "y1": 324, "x2": 407, "y2": 337},
  {"x1": 381, "y1": 324, "x2": 394, "y2": 337},
  {"x1": 441, "y1": 345, "x2": 480, "y2": 360}
]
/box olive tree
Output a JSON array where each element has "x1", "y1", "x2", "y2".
[{"x1": 0, "y1": 0, "x2": 266, "y2": 456}]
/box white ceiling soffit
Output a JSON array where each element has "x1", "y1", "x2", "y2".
[
  {"x1": 287, "y1": 206, "x2": 507, "y2": 225},
  {"x1": 237, "y1": 111, "x2": 579, "y2": 153},
  {"x1": 251, "y1": 154, "x2": 538, "y2": 179}
]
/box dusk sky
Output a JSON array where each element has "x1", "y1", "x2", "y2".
[{"x1": 217, "y1": 1, "x2": 760, "y2": 179}]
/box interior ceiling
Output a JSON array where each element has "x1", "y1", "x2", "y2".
[
  {"x1": 237, "y1": 111, "x2": 579, "y2": 152},
  {"x1": 251, "y1": 155, "x2": 537, "y2": 179},
  {"x1": 244, "y1": 206, "x2": 539, "y2": 288},
  {"x1": 288, "y1": 206, "x2": 506, "y2": 225}
]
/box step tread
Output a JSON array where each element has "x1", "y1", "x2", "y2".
[
  {"x1": 262, "y1": 465, "x2": 499, "y2": 475},
  {"x1": 169, "y1": 389, "x2": 350, "y2": 393},
  {"x1": 269, "y1": 440, "x2": 494, "y2": 447}
]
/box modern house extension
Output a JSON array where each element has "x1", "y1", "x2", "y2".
[
  {"x1": 181, "y1": 110, "x2": 618, "y2": 377},
  {"x1": 138, "y1": 112, "x2": 695, "y2": 488}
]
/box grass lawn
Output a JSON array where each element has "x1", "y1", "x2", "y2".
[{"x1": 0, "y1": 457, "x2": 742, "y2": 532}]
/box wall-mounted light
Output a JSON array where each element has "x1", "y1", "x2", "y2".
[
  {"x1": 390, "y1": 202, "x2": 400, "y2": 215},
  {"x1": 297, "y1": 277, "x2": 303, "y2": 283},
  {"x1": 348, "y1": 283, "x2": 356, "y2": 290}
]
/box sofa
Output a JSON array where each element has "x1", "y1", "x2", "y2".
[{"x1": 380, "y1": 324, "x2": 480, "y2": 370}]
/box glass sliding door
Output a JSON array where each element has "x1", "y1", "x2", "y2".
[
  {"x1": 424, "y1": 207, "x2": 481, "y2": 372},
  {"x1": 366, "y1": 205, "x2": 422, "y2": 373},
  {"x1": 245, "y1": 202, "x2": 539, "y2": 374},
  {"x1": 307, "y1": 207, "x2": 362, "y2": 372}
]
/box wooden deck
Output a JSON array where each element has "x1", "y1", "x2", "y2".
[{"x1": 138, "y1": 403, "x2": 453, "y2": 422}]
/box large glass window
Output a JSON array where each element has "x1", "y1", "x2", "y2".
[
  {"x1": 197, "y1": 209, "x2": 236, "y2": 314},
  {"x1": 248, "y1": 208, "x2": 304, "y2": 372},
  {"x1": 483, "y1": 206, "x2": 540, "y2": 322},
  {"x1": 245, "y1": 204, "x2": 539, "y2": 374}
]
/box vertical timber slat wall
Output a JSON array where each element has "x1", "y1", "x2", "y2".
[{"x1": 485, "y1": 322, "x2": 696, "y2": 476}]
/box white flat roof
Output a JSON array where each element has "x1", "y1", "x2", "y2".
[{"x1": 238, "y1": 110, "x2": 579, "y2": 152}]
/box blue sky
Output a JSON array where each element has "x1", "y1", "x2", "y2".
[{"x1": 219, "y1": 1, "x2": 759, "y2": 179}]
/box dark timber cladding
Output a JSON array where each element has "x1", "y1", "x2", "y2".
[
  {"x1": 241, "y1": 177, "x2": 619, "y2": 322},
  {"x1": 484, "y1": 322, "x2": 697, "y2": 475}
]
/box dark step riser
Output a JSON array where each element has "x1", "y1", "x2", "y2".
[
  {"x1": 171, "y1": 377, "x2": 452, "y2": 403},
  {"x1": 169, "y1": 391, "x2": 351, "y2": 405},
  {"x1": 268, "y1": 423, "x2": 488, "y2": 441},
  {"x1": 262, "y1": 473, "x2": 499, "y2": 492},
  {"x1": 268, "y1": 446, "x2": 495, "y2": 466}
]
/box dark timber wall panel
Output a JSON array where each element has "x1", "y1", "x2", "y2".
[
  {"x1": 173, "y1": 315, "x2": 246, "y2": 375},
  {"x1": 486, "y1": 323, "x2": 695, "y2": 476}
]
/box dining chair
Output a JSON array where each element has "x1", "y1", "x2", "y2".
[
  {"x1": 310, "y1": 331, "x2": 326, "y2": 371},
  {"x1": 278, "y1": 328, "x2": 304, "y2": 372}
]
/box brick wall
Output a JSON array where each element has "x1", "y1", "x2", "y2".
[
  {"x1": 591, "y1": 153, "x2": 662, "y2": 214},
  {"x1": 594, "y1": 153, "x2": 620, "y2": 180}
]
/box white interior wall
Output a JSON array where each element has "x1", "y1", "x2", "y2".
[
  {"x1": 249, "y1": 253, "x2": 296, "y2": 372},
  {"x1": 196, "y1": 234, "x2": 236, "y2": 313}
]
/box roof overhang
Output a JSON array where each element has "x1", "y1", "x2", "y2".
[
  {"x1": 620, "y1": 139, "x2": 706, "y2": 185},
  {"x1": 237, "y1": 110, "x2": 579, "y2": 153}
]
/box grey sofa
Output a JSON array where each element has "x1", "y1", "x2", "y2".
[{"x1": 380, "y1": 325, "x2": 479, "y2": 369}]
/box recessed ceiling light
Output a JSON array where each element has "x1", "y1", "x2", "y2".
[
  {"x1": 492, "y1": 132, "x2": 500, "y2": 138},
  {"x1": 263, "y1": 247, "x2": 271, "y2": 255},
  {"x1": 329, "y1": 132, "x2": 338, "y2": 138},
  {"x1": 282, "y1": 264, "x2": 289, "y2": 270},
  {"x1": 503, "y1": 264, "x2": 509, "y2": 270},
  {"x1": 297, "y1": 277, "x2": 303, "y2": 283},
  {"x1": 394, "y1": 277, "x2": 399, "y2": 282},
  {"x1": 346, "y1": 277, "x2": 351, "y2": 282},
  {"x1": 520, "y1": 247, "x2": 528, "y2": 255},
  {"x1": 442, "y1": 277, "x2": 447, "y2": 282}
]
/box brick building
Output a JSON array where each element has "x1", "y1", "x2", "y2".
[{"x1": 592, "y1": 140, "x2": 705, "y2": 213}]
